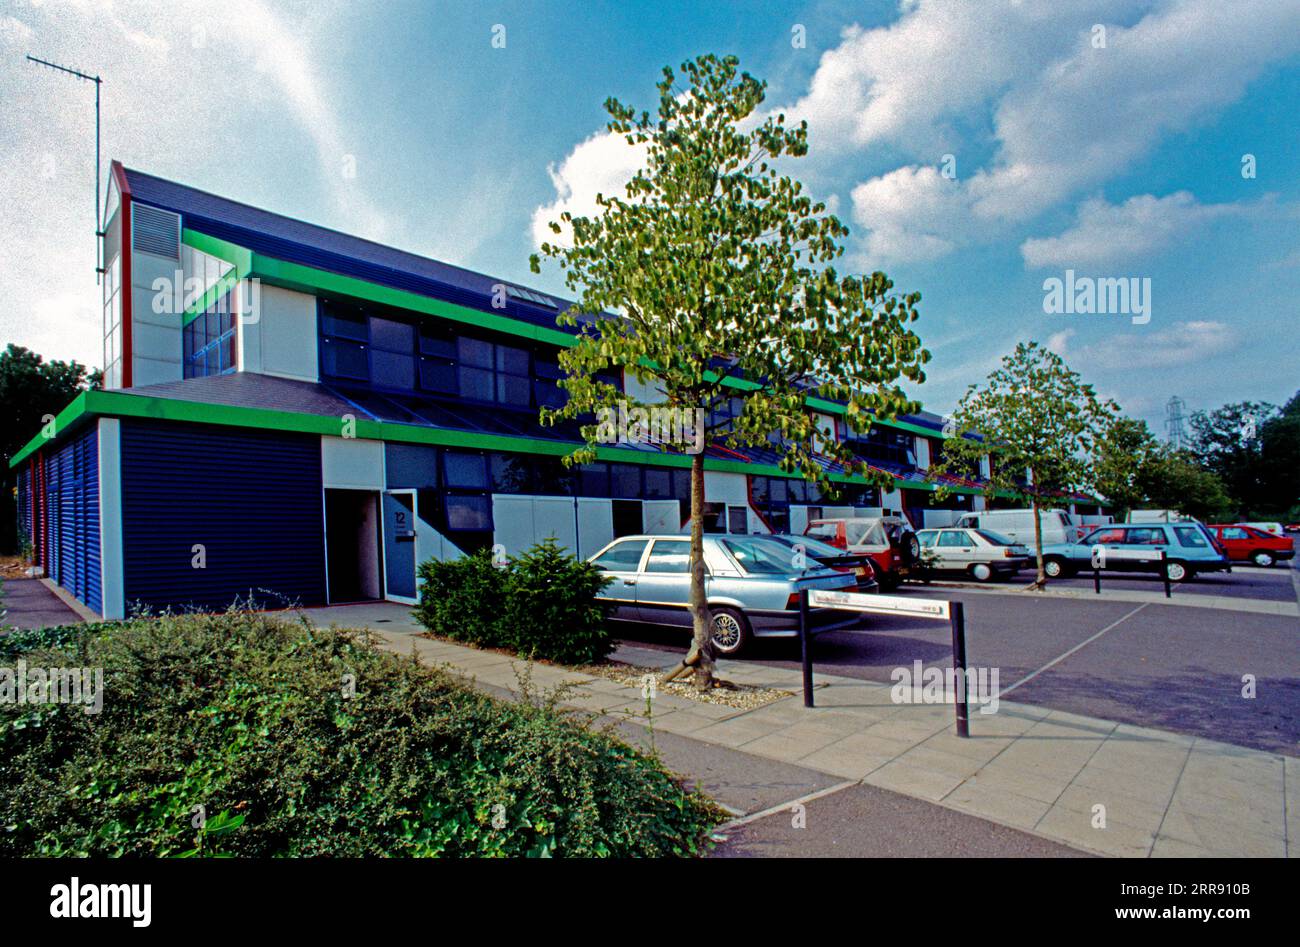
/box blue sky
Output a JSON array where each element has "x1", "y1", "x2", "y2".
[{"x1": 2, "y1": 0, "x2": 1298, "y2": 431}]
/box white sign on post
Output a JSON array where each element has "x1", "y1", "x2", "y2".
[{"x1": 807, "y1": 589, "x2": 951, "y2": 621}]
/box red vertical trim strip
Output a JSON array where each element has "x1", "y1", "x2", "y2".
[
  {"x1": 121, "y1": 192, "x2": 133, "y2": 388},
  {"x1": 112, "y1": 161, "x2": 134, "y2": 389}
]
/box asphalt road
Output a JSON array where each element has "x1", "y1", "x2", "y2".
[{"x1": 614, "y1": 560, "x2": 1300, "y2": 757}]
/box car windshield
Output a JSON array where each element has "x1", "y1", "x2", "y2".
[
  {"x1": 856, "y1": 521, "x2": 890, "y2": 546},
  {"x1": 976, "y1": 529, "x2": 1017, "y2": 546},
  {"x1": 723, "y1": 537, "x2": 824, "y2": 575}
]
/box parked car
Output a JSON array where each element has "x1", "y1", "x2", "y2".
[
  {"x1": 953, "y1": 508, "x2": 1080, "y2": 545},
  {"x1": 764, "y1": 533, "x2": 879, "y2": 592},
  {"x1": 802, "y1": 516, "x2": 919, "y2": 590},
  {"x1": 1240, "y1": 521, "x2": 1285, "y2": 537},
  {"x1": 916, "y1": 527, "x2": 1031, "y2": 581},
  {"x1": 1207, "y1": 524, "x2": 1296, "y2": 567},
  {"x1": 1039, "y1": 523, "x2": 1230, "y2": 582},
  {"x1": 587, "y1": 534, "x2": 859, "y2": 655},
  {"x1": 1286, "y1": 523, "x2": 1300, "y2": 534}
]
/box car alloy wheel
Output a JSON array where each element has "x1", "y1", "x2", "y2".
[
  {"x1": 1044, "y1": 558, "x2": 1064, "y2": 579},
  {"x1": 971, "y1": 563, "x2": 993, "y2": 582},
  {"x1": 1165, "y1": 560, "x2": 1188, "y2": 582},
  {"x1": 1252, "y1": 551, "x2": 1275, "y2": 567},
  {"x1": 710, "y1": 608, "x2": 749, "y2": 655}
]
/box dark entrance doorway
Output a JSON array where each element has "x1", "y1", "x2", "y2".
[{"x1": 325, "y1": 489, "x2": 383, "y2": 603}]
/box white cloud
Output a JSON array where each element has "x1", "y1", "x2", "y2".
[
  {"x1": 530, "y1": 131, "x2": 647, "y2": 248},
  {"x1": 1050, "y1": 319, "x2": 1235, "y2": 368},
  {"x1": 777, "y1": 1, "x2": 1133, "y2": 157},
  {"x1": 1020, "y1": 192, "x2": 1256, "y2": 268},
  {"x1": 848, "y1": 165, "x2": 967, "y2": 265},
  {"x1": 828, "y1": 0, "x2": 1300, "y2": 264}
]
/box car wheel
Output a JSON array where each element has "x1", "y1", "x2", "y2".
[
  {"x1": 1251, "y1": 551, "x2": 1275, "y2": 568},
  {"x1": 1164, "y1": 560, "x2": 1189, "y2": 583},
  {"x1": 901, "y1": 532, "x2": 921, "y2": 565},
  {"x1": 970, "y1": 563, "x2": 993, "y2": 582},
  {"x1": 709, "y1": 607, "x2": 751, "y2": 656},
  {"x1": 1043, "y1": 557, "x2": 1066, "y2": 579}
]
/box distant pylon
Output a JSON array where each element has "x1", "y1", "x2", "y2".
[{"x1": 1165, "y1": 395, "x2": 1187, "y2": 451}]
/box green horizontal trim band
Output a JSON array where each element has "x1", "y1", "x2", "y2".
[
  {"x1": 180, "y1": 230, "x2": 251, "y2": 328},
  {"x1": 8, "y1": 390, "x2": 987, "y2": 496}
]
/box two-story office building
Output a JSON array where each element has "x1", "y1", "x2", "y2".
[{"x1": 14, "y1": 162, "x2": 1019, "y2": 619}]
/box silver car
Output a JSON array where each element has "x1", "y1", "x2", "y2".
[
  {"x1": 588, "y1": 534, "x2": 859, "y2": 655},
  {"x1": 916, "y1": 527, "x2": 1030, "y2": 582}
]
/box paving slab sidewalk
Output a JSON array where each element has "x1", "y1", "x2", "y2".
[{"x1": 301, "y1": 603, "x2": 1294, "y2": 859}]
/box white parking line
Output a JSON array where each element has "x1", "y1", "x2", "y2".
[
  {"x1": 714, "y1": 780, "x2": 859, "y2": 832},
  {"x1": 996, "y1": 602, "x2": 1150, "y2": 699}
]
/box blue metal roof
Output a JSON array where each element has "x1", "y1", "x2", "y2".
[
  {"x1": 122, "y1": 166, "x2": 583, "y2": 335},
  {"x1": 119, "y1": 165, "x2": 948, "y2": 436}
]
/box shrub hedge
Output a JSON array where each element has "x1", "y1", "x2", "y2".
[
  {"x1": 0, "y1": 611, "x2": 718, "y2": 857},
  {"x1": 413, "y1": 538, "x2": 615, "y2": 665}
]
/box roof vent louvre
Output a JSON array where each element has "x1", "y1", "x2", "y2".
[{"x1": 132, "y1": 203, "x2": 180, "y2": 259}]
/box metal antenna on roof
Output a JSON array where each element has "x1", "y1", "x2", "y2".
[{"x1": 26, "y1": 54, "x2": 103, "y2": 285}]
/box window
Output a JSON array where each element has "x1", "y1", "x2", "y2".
[
  {"x1": 727, "y1": 506, "x2": 749, "y2": 534},
  {"x1": 1087, "y1": 528, "x2": 1127, "y2": 545},
  {"x1": 645, "y1": 540, "x2": 691, "y2": 573},
  {"x1": 938, "y1": 531, "x2": 969, "y2": 547},
  {"x1": 840, "y1": 422, "x2": 916, "y2": 467},
  {"x1": 1175, "y1": 526, "x2": 1209, "y2": 547},
  {"x1": 1221, "y1": 527, "x2": 1248, "y2": 540},
  {"x1": 318, "y1": 298, "x2": 595, "y2": 409},
  {"x1": 592, "y1": 539, "x2": 648, "y2": 571},
  {"x1": 444, "y1": 495, "x2": 491, "y2": 531},
  {"x1": 723, "y1": 537, "x2": 808, "y2": 575},
  {"x1": 102, "y1": 256, "x2": 122, "y2": 388},
  {"x1": 444, "y1": 452, "x2": 489, "y2": 489},
  {"x1": 1125, "y1": 528, "x2": 1166, "y2": 545},
  {"x1": 184, "y1": 289, "x2": 237, "y2": 378},
  {"x1": 918, "y1": 530, "x2": 937, "y2": 548}
]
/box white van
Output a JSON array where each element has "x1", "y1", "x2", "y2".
[{"x1": 953, "y1": 509, "x2": 1076, "y2": 547}]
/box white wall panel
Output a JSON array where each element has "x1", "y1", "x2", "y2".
[
  {"x1": 577, "y1": 498, "x2": 614, "y2": 558},
  {"x1": 322, "y1": 437, "x2": 384, "y2": 489}
]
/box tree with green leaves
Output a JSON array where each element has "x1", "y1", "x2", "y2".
[
  {"x1": 1188, "y1": 400, "x2": 1275, "y2": 517},
  {"x1": 928, "y1": 341, "x2": 1116, "y2": 588},
  {"x1": 0, "y1": 344, "x2": 101, "y2": 554},
  {"x1": 530, "y1": 54, "x2": 928, "y2": 689},
  {"x1": 1137, "y1": 449, "x2": 1233, "y2": 522},
  {"x1": 1092, "y1": 415, "x2": 1234, "y2": 521},
  {"x1": 1092, "y1": 416, "x2": 1161, "y2": 518}
]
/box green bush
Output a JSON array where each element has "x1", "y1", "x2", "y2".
[
  {"x1": 413, "y1": 539, "x2": 614, "y2": 665},
  {"x1": 412, "y1": 548, "x2": 510, "y2": 649},
  {"x1": 0, "y1": 611, "x2": 719, "y2": 857}
]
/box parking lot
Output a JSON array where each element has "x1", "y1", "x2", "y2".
[{"x1": 613, "y1": 555, "x2": 1300, "y2": 758}]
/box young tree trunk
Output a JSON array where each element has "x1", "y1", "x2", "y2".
[
  {"x1": 662, "y1": 450, "x2": 717, "y2": 690},
  {"x1": 1030, "y1": 495, "x2": 1046, "y2": 589}
]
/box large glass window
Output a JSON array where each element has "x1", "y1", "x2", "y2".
[
  {"x1": 318, "y1": 298, "x2": 601, "y2": 411},
  {"x1": 184, "y1": 289, "x2": 237, "y2": 378},
  {"x1": 102, "y1": 256, "x2": 122, "y2": 388}
]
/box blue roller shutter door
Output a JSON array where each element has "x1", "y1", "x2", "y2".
[
  {"x1": 120, "y1": 421, "x2": 325, "y2": 611},
  {"x1": 41, "y1": 426, "x2": 101, "y2": 613}
]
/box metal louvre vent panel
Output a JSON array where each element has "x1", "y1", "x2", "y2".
[
  {"x1": 132, "y1": 203, "x2": 180, "y2": 259},
  {"x1": 43, "y1": 426, "x2": 101, "y2": 613}
]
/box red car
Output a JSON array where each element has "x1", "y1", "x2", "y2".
[{"x1": 1207, "y1": 524, "x2": 1296, "y2": 568}]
